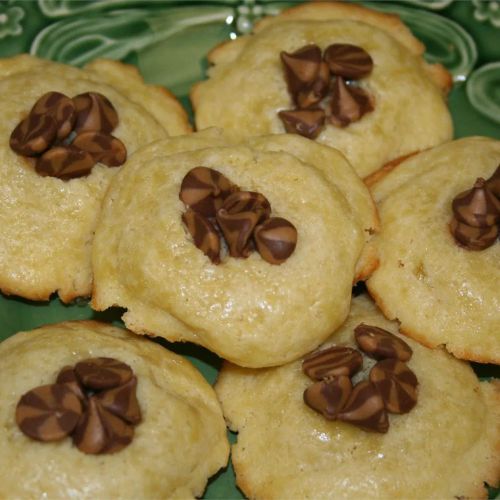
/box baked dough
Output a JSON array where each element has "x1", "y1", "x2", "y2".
[
  {"x1": 215, "y1": 294, "x2": 500, "y2": 499},
  {"x1": 0, "y1": 55, "x2": 190, "y2": 302},
  {"x1": 367, "y1": 137, "x2": 500, "y2": 363},
  {"x1": 191, "y1": 2, "x2": 452, "y2": 178},
  {"x1": 0, "y1": 320, "x2": 229, "y2": 499},
  {"x1": 91, "y1": 130, "x2": 377, "y2": 367}
]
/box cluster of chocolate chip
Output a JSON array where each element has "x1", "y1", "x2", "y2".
[
  {"x1": 450, "y1": 166, "x2": 500, "y2": 251},
  {"x1": 16, "y1": 357, "x2": 141, "y2": 454},
  {"x1": 278, "y1": 43, "x2": 374, "y2": 139},
  {"x1": 10, "y1": 91, "x2": 127, "y2": 180},
  {"x1": 179, "y1": 166, "x2": 297, "y2": 265},
  {"x1": 302, "y1": 324, "x2": 418, "y2": 433}
]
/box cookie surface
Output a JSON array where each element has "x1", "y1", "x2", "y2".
[
  {"x1": 0, "y1": 320, "x2": 229, "y2": 499},
  {"x1": 0, "y1": 55, "x2": 190, "y2": 302},
  {"x1": 367, "y1": 137, "x2": 500, "y2": 363},
  {"x1": 215, "y1": 294, "x2": 500, "y2": 499},
  {"x1": 191, "y1": 2, "x2": 452, "y2": 178},
  {"x1": 91, "y1": 130, "x2": 377, "y2": 367}
]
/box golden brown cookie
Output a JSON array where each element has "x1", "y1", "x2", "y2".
[
  {"x1": 191, "y1": 2, "x2": 452, "y2": 178},
  {"x1": 0, "y1": 320, "x2": 229, "y2": 499},
  {"x1": 367, "y1": 137, "x2": 500, "y2": 364},
  {"x1": 91, "y1": 130, "x2": 377, "y2": 367},
  {"x1": 0, "y1": 55, "x2": 190, "y2": 302},
  {"x1": 215, "y1": 294, "x2": 500, "y2": 499}
]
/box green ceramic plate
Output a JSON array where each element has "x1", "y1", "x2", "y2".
[{"x1": 0, "y1": 0, "x2": 498, "y2": 498}]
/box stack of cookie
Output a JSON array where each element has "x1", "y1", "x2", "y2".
[{"x1": 0, "y1": 2, "x2": 498, "y2": 499}]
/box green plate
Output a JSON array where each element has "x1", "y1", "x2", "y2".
[{"x1": 0, "y1": 1, "x2": 498, "y2": 498}]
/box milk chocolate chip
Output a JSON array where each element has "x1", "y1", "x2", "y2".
[
  {"x1": 370, "y1": 359, "x2": 418, "y2": 414},
  {"x1": 222, "y1": 191, "x2": 271, "y2": 219},
  {"x1": 279, "y1": 43, "x2": 374, "y2": 131},
  {"x1": 182, "y1": 208, "x2": 221, "y2": 264},
  {"x1": 16, "y1": 357, "x2": 142, "y2": 455},
  {"x1": 329, "y1": 77, "x2": 373, "y2": 128},
  {"x1": 338, "y1": 380, "x2": 389, "y2": 433},
  {"x1": 10, "y1": 114, "x2": 58, "y2": 156},
  {"x1": 485, "y1": 165, "x2": 500, "y2": 198},
  {"x1": 450, "y1": 177, "x2": 500, "y2": 250},
  {"x1": 304, "y1": 375, "x2": 352, "y2": 420},
  {"x1": 95, "y1": 376, "x2": 142, "y2": 425},
  {"x1": 296, "y1": 62, "x2": 330, "y2": 109},
  {"x1": 216, "y1": 208, "x2": 262, "y2": 258},
  {"x1": 180, "y1": 166, "x2": 236, "y2": 217},
  {"x1": 35, "y1": 146, "x2": 96, "y2": 180},
  {"x1": 73, "y1": 131, "x2": 126, "y2": 167},
  {"x1": 254, "y1": 217, "x2": 298, "y2": 265},
  {"x1": 16, "y1": 384, "x2": 82, "y2": 441},
  {"x1": 452, "y1": 178, "x2": 500, "y2": 227},
  {"x1": 278, "y1": 108, "x2": 325, "y2": 139},
  {"x1": 31, "y1": 91, "x2": 76, "y2": 140},
  {"x1": 302, "y1": 346, "x2": 363, "y2": 380},
  {"x1": 73, "y1": 92, "x2": 119, "y2": 134},
  {"x1": 281, "y1": 44, "x2": 323, "y2": 100},
  {"x1": 10, "y1": 91, "x2": 126, "y2": 180},
  {"x1": 302, "y1": 326, "x2": 419, "y2": 432},
  {"x1": 217, "y1": 191, "x2": 271, "y2": 258},
  {"x1": 180, "y1": 168, "x2": 296, "y2": 264},
  {"x1": 354, "y1": 323, "x2": 413, "y2": 361},
  {"x1": 73, "y1": 396, "x2": 134, "y2": 455},
  {"x1": 324, "y1": 43, "x2": 373, "y2": 79},
  {"x1": 56, "y1": 366, "x2": 85, "y2": 401},
  {"x1": 74, "y1": 357, "x2": 133, "y2": 390},
  {"x1": 450, "y1": 218, "x2": 499, "y2": 251}
]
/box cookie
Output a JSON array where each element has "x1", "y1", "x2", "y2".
[
  {"x1": 366, "y1": 137, "x2": 500, "y2": 363},
  {"x1": 191, "y1": 2, "x2": 452, "y2": 179},
  {"x1": 0, "y1": 55, "x2": 190, "y2": 302},
  {"x1": 91, "y1": 130, "x2": 377, "y2": 367},
  {"x1": 215, "y1": 294, "x2": 500, "y2": 499},
  {"x1": 0, "y1": 320, "x2": 229, "y2": 498}
]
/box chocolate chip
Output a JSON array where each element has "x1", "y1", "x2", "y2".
[
  {"x1": 450, "y1": 217, "x2": 499, "y2": 251},
  {"x1": 221, "y1": 191, "x2": 271, "y2": 219},
  {"x1": 73, "y1": 92, "x2": 119, "y2": 134},
  {"x1": 278, "y1": 108, "x2": 325, "y2": 139},
  {"x1": 216, "y1": 208, "x2": 260, "y2": 258},
  {"x1": 254, "y1": 217, "x2": 297, "y2": 265},
  {"x1": 35, "y1": 145, "x2": 96, "y2": 180},
  {"x1": 180, "y1": 166, "x2": 237, "y2": 218},
  {"x1": 16, "y1": 384, "x2": 82, "y2": 441},
  {"x1": 324, "y1": 43, "x2": 373, "y2": 79},
  {"x1": 31, "y1": 91, "x2": 76, "y2": 140},
  {"x1": 304, "y1": 375, "x2": 352, "y2": 420},
  {"x1": 485, "y1": 165, "x2": 500, "y2": 198},
  {"x1": 182, "y1": 208, "x2": 221, "y2": 264},
  {"x1": 56, "y1": 366, "x2": 85, "y2": 401},
  {"x1": 72, "y1": 397, "x2": 134, "y2": 455},
  {"x1": 10, "y1": 113, "x2": 58, "y2": 156},
  {"x1": 370, "y1": 359, "x2": 418, "y2": 414},
  {"x1": 95, "y1": 376, "x2": 141, "y2": 425},
  {"x1": 216, "y1": 191, "x2": 270, "y2": 259},
  {"x1": 296, "y1": 61, "x2": 330, "y2": 109},
  {"x1": 281, "y1": 44, "x2": 323, "y2": 100},
  {"x1": 16, "y1": 357, "x2": 141, "y2": 455},
  {"x1": 354, "y1": 324, "x2": 413, "y2": 361},
  {"x1": 72, "y1": 131, "x2": 127, "y2": 167},
  {"x1": 452, "y1": 178, "x2": 500, "y2": 228},
  {"x1": 74, "y1": 357, "x2": 133, "y2": 390},
  {"x1": 338, "y1": 380, "x2": 389, "y2": 433},
  {"x1": 302, "y1": 346, "x2": 363, "y2": 380},
  {"x1": 180, "y1": 168, "x2": 296, "y2": 265},
  {"x1": 329, "y1": 77, "x2": 373, "y2": 128}
]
